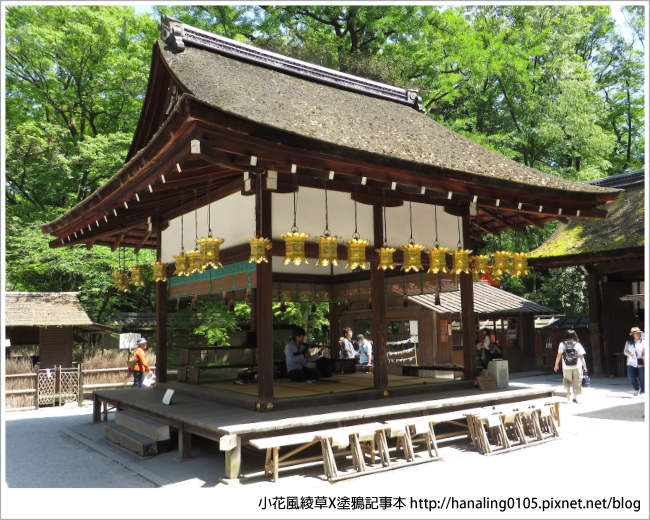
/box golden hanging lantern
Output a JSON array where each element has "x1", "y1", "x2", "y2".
[
  {"x1": 197, "y1": 236, "x2": 224, "y2": 269},
  {"x1": 187, "y1": 248, "x2": 203, "y2": 274},
  {"x1": 281, "y1": 230, "x2": 310, "y2": 265},
  {"x1": 492, "y1": 250, "x2": 512, "y2": 277},
  {"x1": 112, "y1": 271, "x2": 129, "y2": 292},
  {"x1": 315, "y1": 233, "x2": 340, "y2": 267},
  {"x1": 451, "y1": 248, "x2": 473, "y2": 274},
  {"x1": 173, "y1": 251, "x2": 190, "y2": 276},
  {"x1": 246, "y1": 236, "x2": 272, "y2": 263},
  {"x1": 151, "y1": 261, "x2": 168, "y2": 282},
  {"x1": 129, "y1": 266, "x2": 146, "y2": 286},
  {"x1": 400, "y1": 240, "x2": 425, "y2": 272},
  {"x1": 376, "y1": 246, "x2": 396, "y2": 270},
  {"x1": 511, "y1": 252, "x2": 530, "y2": 277},
  {"x1": 472, "y1": 254, "x2": 490, "y2": 275},
  {"x1": 426, "y1": 247, "x2": 449, "y2": 274},
  {"x1": 344, "y1": 236, "x2": 370, "y2": 270}
]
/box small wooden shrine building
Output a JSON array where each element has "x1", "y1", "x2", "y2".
[
  {"x1": 5, "y1": 292, "x2": 95, "y2": 368},
  {"x1": 41, "y1": 17, "x2": 620, "y2": 409},
  {"x1": 529, "y1": 169, "x2": 645, "y2": 377}
]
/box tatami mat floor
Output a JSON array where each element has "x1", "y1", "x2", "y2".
[{"x1": 200, "y1": 373, "x2": 453, "y2": 398}]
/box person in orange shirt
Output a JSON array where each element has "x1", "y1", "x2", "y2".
[{"x1": 132, "y1": 338, "x2": 151, "y2": 388}]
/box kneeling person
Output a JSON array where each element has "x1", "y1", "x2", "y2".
[{"x1": 285, "y1": 326, "x2": 325, "y2": 382}]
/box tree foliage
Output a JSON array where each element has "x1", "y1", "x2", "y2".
[{"x1": 5, "y1": 5, "x2": 644, "y2": 320}]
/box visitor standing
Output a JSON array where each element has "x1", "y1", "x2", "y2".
[
  {"x1": 624, "y1": 327, "x2": 645, "y2": 396},
  {"x1": 553, "y1": 329, "x2": 588, "y2": 403},
  {"x1": 357, "y1": 334, "x2": 373, "y2": 366},
  {"x1": 131, "y1": 338, "x2": 151, "y2": 388},
  {"x1": 340, "y1": 327, "x2": 358, "y2": 359}
]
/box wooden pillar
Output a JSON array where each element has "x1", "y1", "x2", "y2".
[
  {"x1": 586, "y1": 269, "x2": 604, "y2": 377},
  {"x1": 256, "y1": 187, "x2": 274, "y2": 406},
  {"x1": 460, "y1": 212, "x2": 476, "y2": 379},
  {"x1": 329, "y1": 300, "x2": 340, "y2": 358},
  {"x1": 371, "y1": 205, "x2": 388, "y2": 390},
  {"x1": 155, "y1": 217, "x2": 168, "y2": 383}
]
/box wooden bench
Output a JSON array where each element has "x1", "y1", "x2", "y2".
[
  {"x1": 468, "y1": 398, "x2": 562, "y2": 455},
  {"x1": 249, "y1": 431, "x2": 323, "y2": 483},
  {"x1": 249, "y1": 422, "x2": 389, "y2": 482}
]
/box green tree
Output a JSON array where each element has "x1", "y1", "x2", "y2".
[
  {"x1": 5, "y1": 216, "x2": 156, "y2": 322},
  {"x1": 5, "y1": 5, "x2": 157, "y2": 211}
]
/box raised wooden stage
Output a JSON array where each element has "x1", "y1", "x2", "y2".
[{"x1": 92, "y1": 375, "x2": 559, "y2": 482}]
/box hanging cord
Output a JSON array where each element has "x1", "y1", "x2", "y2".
[
  {"x1": 352, "y1": 187, "x2": 360, "y2": 239},
  {"x1": 433, "y1": 197, "x2": 440, "y2": 247},
  {"x1": 254, "y1": 171, "x2": 262, "y2": 238},
  {"x1": 514, "y1": 210, "x2": 519, "y2": 251},
  {"x1": 292, "y1": 174, "x2": 299, "y2": 232},
  {"x1": 456, "y1": 203, "x2": 463, "y2": 250},
  {"x1": 180, "y1": 192, "x2": 185, "y2": 252},
  {"x1": 322, "y1": 179, "x2": 330, "y2": 236},
  {"x1": 408, "y1": 200, "x2": 415, "y2": 245},
  {"x1": 193, "y1": 188, "x2": 199, "y2": 243},
  {"x1": 206, "y1": 177, "x2": 213, "y2": 238},
  {"x1": 382, "y1": 190, "x2": 388, "y2": 246}
]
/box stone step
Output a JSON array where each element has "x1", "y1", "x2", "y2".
[
  {"x1": 115, "y1": 410, "x2": 170, "y2": 441},
  {"x1": 103, "y1": 423, "x2": 158, "y2": 457}
]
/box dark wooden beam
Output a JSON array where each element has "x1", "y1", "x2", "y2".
[
  {"x1": 460, "y1": 212, "x2": 476, "y2": 380},
  {"x1": 371, "y1": 204, "x2": 389, "y2": 390},
  {"x1": 155, "y1": 215, "x2": 168, "y2": 383},
  {"x1": 256, "y1": 187, "x2": 274, "y2": 405}
]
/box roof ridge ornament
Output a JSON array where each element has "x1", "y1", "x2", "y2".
[
  {"x1": 159, "y1": 15, "x2": 185, "y2": 52},
  {"x1": 159, "y1": 16, "x2": 424, "y2": 111}
]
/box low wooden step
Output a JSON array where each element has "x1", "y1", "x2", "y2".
[
  {"x1": 103, "y1": 423, "x2": 158, "y2": 457},
  {"x1": 115, "y1": 410, "x2": 170, "y2": 441}
]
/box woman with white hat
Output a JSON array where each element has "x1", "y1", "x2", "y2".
[{"x1": 624, "y1": 327, "x2": 645, "y2": 396}]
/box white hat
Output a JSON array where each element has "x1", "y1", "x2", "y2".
[
  {"x1": 630, "y1": 327, "x2": 642, "y2": 334},
  {"x1": 137, "y1": 338, "x2": 148, "y2": 345}
]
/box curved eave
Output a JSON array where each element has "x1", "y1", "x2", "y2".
[{"x1": 41, "y1": 94, "x2": 621, "y2": 250}]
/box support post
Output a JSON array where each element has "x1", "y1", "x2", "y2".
[
  {"x1": 460, "y1": 212, "x2": 477, "y2": 380},
  {"x1": 586, "y1": 269, "x2": 604, "y2": 377},
  {"x1": 155, "y1": 216, "x2": 168, "y2": 383},
  {"x1": 92, "y1": 394, "x2": 101, "y2": 423},
  {"x1": 329, "y1": 301, "x2": 340, "y2": 358},
  {"x1": 371, "y1": 205, "x2": 388, "y2": 390},
  {"x1": 256, "y1": 186, "x2": 274, "y2": 405},
  {"x1": 77, "y1": 364, "x2": 83, "y2": 406},
  {"x1": 177, "y1": 423, "x2": 192, "y2": 460}
]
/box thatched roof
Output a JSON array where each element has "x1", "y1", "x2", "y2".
[
  {"x1": 410, "y1": 282, "x2": 555, "y2": 315},
  {"x1": 4, "y1": 292, "x2": 93, "y2": 327},
  {"x1": 530, "y1": 183, "x2": 644, "y2": 260},
  {"x1": 162, "y1": 39, "x2": 611, "y2": 196},
  {"x1": 39, "y1": 18, "x2": 620, "y2": 250}
]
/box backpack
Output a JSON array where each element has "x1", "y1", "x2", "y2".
[
  {"x1": 562, "y1": 341, "x2": 579, "y2": 366},
  {"x1": 127, "y1": 350, "x2": 136, "y2": 370}
]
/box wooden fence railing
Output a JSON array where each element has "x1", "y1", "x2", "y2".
[{"x1": 4, "y1": 365, "x2": 156, "y2": 411}]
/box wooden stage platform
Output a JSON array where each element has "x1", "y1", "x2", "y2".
[
  {"x1": 170, "y1": 372, "x2": 470, "y2": 411},
  {"x1": 92, "y1": 374, "x2": 560, "y2": 482}
]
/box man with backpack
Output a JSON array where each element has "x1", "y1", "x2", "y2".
[{"x1": 553, "y1": 329, "x2": 588, "y2": 403}]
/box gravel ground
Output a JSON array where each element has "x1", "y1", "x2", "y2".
[{"x1": 2, "y1": 373, "x2": 648, "y2": 520}]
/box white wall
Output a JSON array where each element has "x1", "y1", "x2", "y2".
[{"x1": 162, "y1": 187, "x2": 463, "y2": 264}]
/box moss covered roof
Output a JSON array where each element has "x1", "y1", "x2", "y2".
[
  {"x1": 530, "y1": 185, "x2": 645, "y2": 259},
  {"x1": 161, "y1": 41, "x2": 613, "y2": 196}
]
